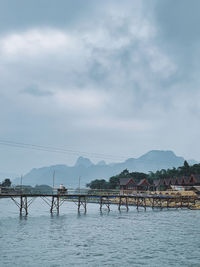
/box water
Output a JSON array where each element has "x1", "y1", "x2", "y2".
[{"x1": 0, "y1": 198, "x2": 200, "y2": 267}]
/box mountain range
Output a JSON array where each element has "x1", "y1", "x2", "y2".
[{"x1": 12, "y1": 150, "x2": 198, "y2": 188}]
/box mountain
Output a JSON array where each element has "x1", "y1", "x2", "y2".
[
  {"x1": 75, "y1": 156, "x2": 93, "y2": 167},
  {"x1": 12, "y1": 150, "x2": 197, "y2": 188}
]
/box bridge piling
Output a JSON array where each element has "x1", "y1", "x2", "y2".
[
  {"x1": 50, "y1": 196, "x2": 54, "y2": 213},
  {"x1": 50, "y1": 196, "x2": 60, "y2": 214},
  {"x1": 19, "y1": 196, "x2": 28, "y2": 216},
  {"x1": 144, "y1": 198, "x2": 146, "y2": 211},
  {"x1": 99, "y1": 197, "x2": 103, "y2": 211},
  {"x1": 125, "y1": 197, "x2": 129, "y2": 211},
  {"x1": 118, "y1": 196, "x2": 122, "y2": 211},
  {"x1": 77, "y1": 196, "x2": 87, "y2": 213}
]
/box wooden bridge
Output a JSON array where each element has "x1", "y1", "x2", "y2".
[{"x1": 0, "y1": 191, "x2": 198, "y2": 216}]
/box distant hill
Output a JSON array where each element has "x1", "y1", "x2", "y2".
[{"x1": 12, "y1": 150, "x2": 198, "y2": 188}]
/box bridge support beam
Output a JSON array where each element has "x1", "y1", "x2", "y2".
[
  {"x1": 78, "y1": 196, "x2": 87, "y2": 213},
  {"x1": 50, "y1": 196, "x2": 60, "y2": 214},
  {"x1": 125, "y1": 197, "x2": 129, "y2": 211},
  {"x1": 20, "y1": 196, "x2": 28, "y2": 216},
  {"x1": 99, "y1": 197, "x2": 110, "y2": 212},
  {"x1": 118, "y1": 196, "x2": 122, "y2": 211},
  {"x1": 10, "y1": 196, "x2": 36, "y2": 216}
]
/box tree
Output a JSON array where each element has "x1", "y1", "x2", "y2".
[
  {"x1": 86, "y1": 179, "x2": 108, "y2": 189},
  {"x1": 178, "y1": 160, "x2": 190, "y2": 176},
  {"x1": 120, "y1": 169, "x2": 130, "y2": 177},
  {"x1": 108, "y1": 176, "x2": 120, "y2": 189},
  {"x1": 1, "y1": 178, "x2": 11, "y2": 187}
]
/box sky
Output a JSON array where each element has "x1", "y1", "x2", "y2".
[{"x1": 1, "y1": 0, "x2": 200, "y2": 177}]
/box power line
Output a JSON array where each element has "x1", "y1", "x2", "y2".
[{"x1": 0, "y1": 139, "x2": 130, "y2": 161}]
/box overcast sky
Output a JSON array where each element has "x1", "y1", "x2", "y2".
[{"x1": 1, "y1": 0, "x2": 200, "y2": 176}]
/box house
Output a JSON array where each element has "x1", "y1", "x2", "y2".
[
  {"x1": 120, "y1": 174, "x2": 200, "y2": 193},
  {"x1": 164, "y1": 178, "x2": 172, "y2": 189},
  {"x1": 182, "y1": 176, "x2": 190, "y2": 185},
  {"x1": 137, "y1": 178, "x2": 150, "y2": 191},
  {"x1": 119, "y1": 178, "x2": 136, "y2": 191},
  {"x1": 188, "y1": 174, "x2": 200, "y2": 186},
  {"x1": 153, "y1": 179, "x2": 161, "y2": 188},
  {"x1": 154, "y1": 174, "x2": 200, "y2": 191}
]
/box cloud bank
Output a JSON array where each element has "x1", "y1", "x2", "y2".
[{"x1": 0, "y1": 0, "x2": 199, "y2": 175}]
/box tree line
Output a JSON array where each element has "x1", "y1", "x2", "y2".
[
  {"x1": 0, "y1": 178, "x2": 11, "y2": 187},
  {"x1": 87, "y1": 160, "x2": 199, "y2": 189},
  {"x1": 86, "y1": 169, "x2": 148, "y2": 189},
  {"x1": 0, "y1": 178, "x2": 53, "y2": 194}
]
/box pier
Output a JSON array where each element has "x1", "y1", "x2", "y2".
[{"x1": 0, "y1": 190, "x2": 199, "y2": 215}]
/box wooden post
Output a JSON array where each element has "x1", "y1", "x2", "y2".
[
  {"x1": 125, "y1": 197, "x2": 129, "y2": 211},
  {"x1": 20, "y1": 195, "x2": 23, "y2": 215},
  {"x1": 19, "y1": 196, "x2": 28, "y2": 215},
  {"x1": 50, "y1": 196, "x2": 54, "y2": 213},
  {"x1": 57, "y1": 196, "x2": 60, "y2": 213},
  {"x1": 167, "y1": 198, "x2": 169, "y2": 209},
  {"x1": 193, "y1": 196, "x2": 196, "y2": 207},
  {"x1": 106, "y1": 197, "x2": 110, "y2": 212},
  {"x1": 152, "y1": 198, "x2": 154, "y2": 209},
  {"x1": 107, "y1": 203, "x2": 110, "y2": 212},
  {"x1": 25, "y1": 196, "x2": 28, "y2": 215},
  {"x1": 160, "y1": 197, "x2": 163, "y2": 210},
  {"x1": 187, "y1": 196, "x2": 190, "y2": 208},
  {"x1": 84, "y1": 197, "x2": 87, "y2": 213},
  {"x1": 136, "y1": 197, "x2": 139, "y2": 210},
  {"x1": 100, "y1": 197, "x2": 102, "y2": 211},
  {"x1": 144, "y1": 198, "x2": 146, "y2": 211},
  {"x1": 78, "y1": 196, "x2": 81, "y2": 212},
  {"x1": 118, "y1": 196, "x2": 121, "y2": 211},
  {"x1": 180, "y1": 196, "x2": 183, "y2": 209}
]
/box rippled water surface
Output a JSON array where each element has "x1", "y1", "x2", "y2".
[{"x1": 0, "y1": 198, "x2": 200, "y2": 267}]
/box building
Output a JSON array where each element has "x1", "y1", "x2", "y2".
[
  {"x1": 119, "y1": 178, "x2": 152, "y2": 192},
  {"x1": 154, "y1": 174, "x2": 200, "y2": 191},
  {"x1": 119, "y1": 178, "x2": 136, "y2": 191},
  {"x1": 120, "y1": 174, "x2": 200, "y2": 193},
  {"x1": 137, "y1": 178, "x2": 150, "y2": 191}
]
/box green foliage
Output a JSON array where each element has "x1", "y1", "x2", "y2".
[
  {"x1": 0, "y1": 178, "x2": 11, "y2": 187},
  {"x1": 86, "y1": 160, "x2": 200, "y2": 189},
  {"x1": 86, "y1": 179, "x2": 109, "y2": 189},
  {"x1": 87, "y1": 169, "x2": 147, "y2": 189},
  {"x1": 148, "y1": 160, "x2": 194, "y2": 180},
  {"x1": 33, "y1": 184, "x2": 52, "y2": 194}
]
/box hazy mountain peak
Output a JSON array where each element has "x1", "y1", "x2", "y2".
[
  {"x1": 96, "y1": 160, "x2": 106, "y2": 166},
  {"x1": 138, "y1": 150, "x2": 182, "y2": 161},
  {"x1": 13, "y1": 150, "x2": 193, "y2": 187},
  {"x1": 75, "y1": 156, "x2": 93, "y2": 167}
]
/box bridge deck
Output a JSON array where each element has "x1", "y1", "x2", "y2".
[
  {"x1": 0, "y1": 193, "x2": 198, "y2": 215},
  {"x1": 0, "y1": 193, "x2": 189, "y2": 199}
]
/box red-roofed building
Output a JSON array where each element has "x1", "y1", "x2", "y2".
[
  {"x1": 119, "y1": 178, "x2": 136, "y2": 191},
  {"x1": 137, "y1": 178, "x2": 150, "y2": 191}
]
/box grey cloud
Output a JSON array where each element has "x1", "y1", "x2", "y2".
[
  {"x1": 155, "y1": 0, "x2": 200, "y2": 46},
  {"x1": 153, "y1": 0, "x2": 200, "y2": 84},
  {"x1": 0, "y1": 0, "x2": 97, "y2": 33},
  {"x1": 22, "y1": 86, "x2": 53, "y2": 97},
  {"x1": 1, "y1": 0, "x2": 200, "y2": 175}
]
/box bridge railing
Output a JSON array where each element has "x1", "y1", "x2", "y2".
[
  {"x1": 67, "y1": 189, "x2": 120, "y2": 195},
  {"x1": 0, "y1": 187, "x2": 121, "y2": 196}
]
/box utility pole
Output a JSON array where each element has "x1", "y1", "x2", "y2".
[
  {"x1": 53, "y1": 171, "x2": 55, "y2": 193},
  {"x1": 79, "y1": 176, "x2": 81, "y2": 193},
  {"x1": 20, "y1": 175, "x2": 23, "y2": 193}
]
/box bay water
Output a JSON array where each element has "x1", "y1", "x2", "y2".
[{"x1": 0, "y1": 198, "x2": 200, "y2": 267}]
